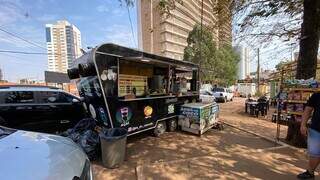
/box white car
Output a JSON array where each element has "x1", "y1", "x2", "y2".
[
  {"x1": 200, "y1": 89, "x2": 216, "y2": 103},
  {"x1": 0, "y1": 126, "x2": 93, "y2": 180},
  {"x1": 212, "y1": 87, "x2": 234, "y2": 102}
]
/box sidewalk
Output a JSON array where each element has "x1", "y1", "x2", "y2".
[
  {"x1": 93, "y1": 129, "x2": 309, "y2": 179},
  {"x1": 219, "y1": 98, "x2": 288, "y2": 141},
  {"x1": 92, "y1": 98, "x2": 312, "y2": 180}
]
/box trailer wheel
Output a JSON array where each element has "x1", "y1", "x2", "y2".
[
  {"x1": 167, "y1": 118, "x2": 177, "y2": 132},
  {"x1": 223, "y1": 97, "x2": 227, "y2": 103},
  {"x1": 154, "y1": 121, "x2": 167, "y2": 137}
]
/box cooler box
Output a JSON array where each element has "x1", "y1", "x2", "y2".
[{"x1": 178, "y1": 102, "x2": 219, "y2": 135}]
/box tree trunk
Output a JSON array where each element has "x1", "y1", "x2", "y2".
[
  {"x1": 289, "y1": 0, "x2": 320, "y2": 148},
  {"x1": 296, "y1": 0, "x2": 320, "y2": 79}
]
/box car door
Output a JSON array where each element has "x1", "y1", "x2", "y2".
[
  {"x1": 34, "y1": 91, "x2": 63, "y2": 133},
  {"x1": 55, "y1": 92, "x2": 84, "y2": 131},
  {"x1": 2, "y1": 91, "x2": 38, "y2": 131}
]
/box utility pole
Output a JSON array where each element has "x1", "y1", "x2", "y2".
[
  {"x1": 199, "y1": 0, "x2": 204, "y2": 74},
  {"x1": 198, "y1": 0, "x2": 203, "y2": 82},
  {"x1": 257, "y1": 48, "x2": 260, "y2": 94}
]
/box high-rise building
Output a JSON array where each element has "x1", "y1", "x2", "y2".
[
  {"x1": 137, "y1": 0, "x2": 232, "y2": 60},
  {"x1": 234, "y1": 46, "x2": 250, "y2": 80},
  {"x1": 46, "y1": 20, "x2": 82, "y2": 73},
  {"x1": 0, "y1": 68, "x2": 3, "y2": 81}
]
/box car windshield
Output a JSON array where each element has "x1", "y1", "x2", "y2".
[
  {"x1": 212, "y1": 88, "x2": 224, "y2": 92},
  {"x1": 0, "y1": 126, "x2": 16, "y2": 139}
]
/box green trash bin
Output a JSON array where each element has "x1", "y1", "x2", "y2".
[{"x1": 99, "y1": 128, "x2": 127, "y2": 168}]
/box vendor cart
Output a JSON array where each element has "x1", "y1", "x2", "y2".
[
  {"x1": 68, "y1": 43, "x2": 200, "y2": 136},
  {"x1": 178, "y1": 102, "x2": 219, "y2": 135}
]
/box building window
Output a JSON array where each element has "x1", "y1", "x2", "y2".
[{"x1": 46, "y1": 27, "x2": 51, "y2": 42}]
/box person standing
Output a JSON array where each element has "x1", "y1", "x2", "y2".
[{"x1": 298, "y1": 92, "x2": 320, "y2": 179}]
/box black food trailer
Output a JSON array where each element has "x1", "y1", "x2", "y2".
[{"x1": 68, "y1": 43, "x2": 200, "y2": 136}]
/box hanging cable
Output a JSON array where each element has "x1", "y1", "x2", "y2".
[
  {"x1": 126, "y1": 3, "x2": 137, "y2": 47},
  {"x1": 0, "y1": 27, "x2": 47, "y2": 51},
  {"x1": 0, "y1": 50, "x2": 47, "y2": 55}
]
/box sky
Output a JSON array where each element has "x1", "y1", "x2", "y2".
[
  {"x1": 0, "y1": 0, "x2": 138, "y2": 82},
  {"x1": 0, "y1": 0, "x2": 299, "y2": 82}
]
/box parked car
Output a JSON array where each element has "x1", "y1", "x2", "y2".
[
  {"x1": 0, "y1": 125, "x2": 93, "y2": 180},
  {"x1": 212, "y1": 87, "x2": 234, "y2": 102},
  {"x1": 200, "y1": 89, "x2": 216, "y2": 103},
  {"x1": 0, "y1": 85, "x2": 86, "y2": 133}
]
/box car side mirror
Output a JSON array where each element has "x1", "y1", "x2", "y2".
[
  {"x1": 79, "y1": 97, "x2": 85, "y2": 102},
  {"x1": 72, "y1": 98, "x2": 80, "y2": 103}
]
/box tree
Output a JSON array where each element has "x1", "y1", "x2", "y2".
[
  {"x1": 275, "y1": 60, "x2": 290, "y2": 71},
  {"x1": 119, "y1": 0, "x2": 182, "y2": 16},
  {"x1": 233, "y1": 0, "x2": 320, "y2": 79},
  {"x1": 296, "y1": 0, "x2": 320, "y2": 79},
  {"x1": 234, "y1": 1, "x2": 320, "y2": 147},
  {"x1": 184, "y1": 25, "x2": 239, "y2": 86}
]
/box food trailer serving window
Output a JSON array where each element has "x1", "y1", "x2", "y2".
[
  {"x1": 174, "y1": 67, "x2": 195, "y2": 94},
  {"x1": 118, "y1": 58, "x2": 170, "y2": 98},
  {"x1": 118, "y1": 57, "x2": 199, "y2": 99}
]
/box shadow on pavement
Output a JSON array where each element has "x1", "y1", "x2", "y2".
[{"x1": 93, "y1": 126, "x2": 308, "y2": 180}]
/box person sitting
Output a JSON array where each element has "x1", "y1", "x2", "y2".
[{"x1": 247, "y1": 94, "x2": 254, "y2": 102}]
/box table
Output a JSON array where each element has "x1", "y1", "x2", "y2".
[{"x1": 245, "y1": 101, "x2": 258, "y2": 114}]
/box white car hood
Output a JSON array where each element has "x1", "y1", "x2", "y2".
[{"x1": 0, "y1": 131, "x2": 87, "y2": 180}]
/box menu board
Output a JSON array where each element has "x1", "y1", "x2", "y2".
[{"x1": 118, "y1": 74, "x2": 147, "y2": 97}]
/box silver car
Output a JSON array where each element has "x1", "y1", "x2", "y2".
[{"x1": 0, "y1": 126, "x2": 93, "y2": 180}]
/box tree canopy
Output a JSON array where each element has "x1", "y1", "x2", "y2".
[
  {"x1": 184, "y1": 25, "x2": 239, "y2": 86},
  {"x1": 119, "y1": 0, "x2": 182, "y2": 15},
  {"x1": 233, "y1": 0, "x2": 303, "y2": 42},
  {"x1": 234, "y1": 0, "x2": 320, "y2": 79}
]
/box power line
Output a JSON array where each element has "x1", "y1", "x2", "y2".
[
  {"x1": 0, "y1": 27, "x2": 47, "y2": 51},
  {"x1": 0, "y1": 53, "x2": 45, "y2": 66},
  {"x1": 0, "y1": 50, "x2": 47, "y2": 55},
  {"x1": 126, "y1": 4, "x2": 137, "y2": 47},
  {"x1": 0, "y1": 49, "x2": 74, "y2": 59}
]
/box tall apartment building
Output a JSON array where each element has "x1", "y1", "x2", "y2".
[
  {"x1": 234, "y1": 46, "x2": 250, "y2": 80},
  {"x1": 137, "y1": 0, "x2": 232, "y2": 60},
  {"x1": 46, "y1": 20, "x2": 82, "y2": 73}
]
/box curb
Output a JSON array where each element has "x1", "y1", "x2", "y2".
[{"x1": 223, "y1": 121, "x2": 306, "y2": 153}]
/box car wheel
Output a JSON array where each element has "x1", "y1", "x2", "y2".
[
  {"x1": 167, "y1": 118, "x2": 177, "y2": 132},
  {"x1": 154, "y1": 121, "x2": 167, "y2": 137},
  {"x1": 0, "y1": 116, "x2": 8, "y2": 126}
]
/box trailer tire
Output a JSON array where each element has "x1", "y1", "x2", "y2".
[
  {"x1": 167, "y1": 118, "x2": 177, "y2": 132},
  {"x1": 154, "y1": 121, "x2": 167, "y2": 137},
  {"x1": 223, "y1": 97, "x2": 227, "y2": 103}
]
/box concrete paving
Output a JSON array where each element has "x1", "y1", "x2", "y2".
[
  {"x1": 93, "y1": 98, "x2": 315, "y2": 180},
  {"x1": 219, "y1": 97, "x2": 288, "y2": 141}
]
